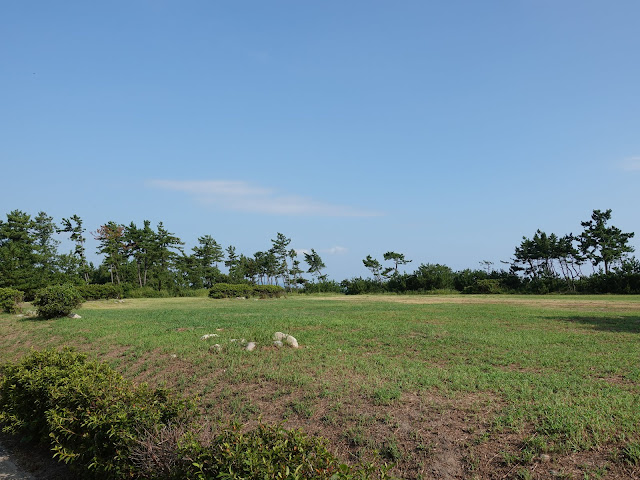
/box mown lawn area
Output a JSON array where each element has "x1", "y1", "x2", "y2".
[{"x1": 2, "y1": 294, "x2": 640, "y2": 479}]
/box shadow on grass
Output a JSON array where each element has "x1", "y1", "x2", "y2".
[{"x1": 554, "y1": 315, "x2": 640, "y2": 334}]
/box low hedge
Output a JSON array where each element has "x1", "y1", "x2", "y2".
[
  {"x1": 75, "y1": 283, "x2": 123, "y2": 300},
  {"x1": 208, "y1": 283, "x2": 285, "y2": 299},
  {"x1": 0, "y1": 287, "x2": 24, "y2": 313},
  {"x1": 0, "y1": 348, "x2": 388, "y2": 479}
]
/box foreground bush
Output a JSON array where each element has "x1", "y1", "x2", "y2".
[
  {"x1": 0, "y1": 348, "x2": 196, "y2": 478},
  {"x1": 0, "y1": 348, "x2": 388, "y2": 479},
  {"x1": 32, "y1": 284, "x2": 83, "y2": 318},
  {"x1": 0, "y1": 287, "x2": 24, "y2": 313},
  {"x1": 209, "y1": 283, "x2": 285, "y2": 299}
]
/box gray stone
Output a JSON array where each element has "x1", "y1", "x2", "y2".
[
  {"x1": 285, "y1": 335, "x2": 299, "y2": 348},
  {"x1": 245, "y1": 342, "x2": 256, "y2": 351},
  {"x1": 273, "y1": 332, "x2": 287, "y2": 341},
  {"x1": 68, "y1": 313, "x2": 82, "y2": 319},
  {"x1": 273, "y1": 340, "x2": 283, "y2": 348},
  {"x1": 210, "y1": 344, "x2": 222, "y2": 353}
]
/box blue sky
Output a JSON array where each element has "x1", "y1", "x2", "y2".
[{"x1": 2, "y1": 1, "x2": 639, "y2": 279}]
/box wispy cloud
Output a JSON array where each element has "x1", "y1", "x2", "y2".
[
  {"x1": 620, "y1": 156, "x2": 640, "y2": 171},
  {"x1": 324, "y1": 246, "x2": 348, "y2": 255},
  {"x1": 147, "y1": 180, "x2": 382, "y2": 217}
]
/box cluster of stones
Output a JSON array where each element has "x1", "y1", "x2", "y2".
[{"x1": 201, "y1": 331, "x2": 299, "y2": 353}]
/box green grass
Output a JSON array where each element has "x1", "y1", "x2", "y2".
[{"x1": 1, "y1": 294, "x2": 640, "y2": 478}]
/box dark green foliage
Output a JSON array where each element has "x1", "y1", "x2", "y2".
[
  {"x1": 406, "y1": 263, "x2": 455, "y2": 291},
  {"x1": 579, "y1": 209, "x2": 635, "y2": 274},
  {"x1": 302, "y1": 280, "x2": 343, "y2": 294},
  {"x1": 176, "y1": 423, "x2": 388, "y2": 480},
  {"x1": 75, "y1": 284, "x2": 123, "y2": 300},
  {"x1": 208, "y1": 283, "x2": 285, "y2": 299},
  {"x1": 0, "y1": 287, "x2": 24, "y2": 313},
  {"x1": 0, "y1": 348, "x2": 195, "y2": 478},
  {"x1": 33, "y1": 284, "x2": 84, "y2": 319},
  {"x1": 462, "y1": 279, "x2": 503, "y2": 294},
  {"x1": 341, "y1": 277, "x2": 386, "y2": 295}
]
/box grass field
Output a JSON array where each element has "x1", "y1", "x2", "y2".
[{"x1": 2, "y1": 294, "x2": 640, "y2": 479}]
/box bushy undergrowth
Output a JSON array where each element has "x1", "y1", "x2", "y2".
[
  {"x1": 0, "y1": 287, "x2": 24, "y2": 313},
  {"x1": 0, "y1": 348, "x2": 387, "y2": 479},
  {"x1": 209, "y1": 283, "x2": 285, "y2": 299},
  {"x1": 75, "y1": 283, "x2": 123, "y2": 300},
  {"x1": 32, "y1": 284, "x2": 83, "y2": 318}
]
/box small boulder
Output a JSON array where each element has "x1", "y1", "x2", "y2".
[
  {"x1": 68, "y1": 313, "x2": 82, "y2": 319},
  {"x1": 273, "y1": 340, "x2": 283, "y2": 348},
  {"x1": 273, "y1": 332, "x2": 287, "y2": 341},
  {"x1": 201, "y1": 334, "x2": 219, "y2": 340},
  {"x1": 285, "y1": 335, "x2": 299, "y2": 348},
  {"x1": 245, "y1": 342, "x2": 256, "y2": 352}
]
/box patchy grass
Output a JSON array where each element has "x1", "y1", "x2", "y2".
[{"x1": 1, "y1": 295, "x2": 640, "y2": 479}]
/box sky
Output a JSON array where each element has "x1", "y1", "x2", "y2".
[{"x1": 1, "y1": 1, "x2": 639, "y2": 280}]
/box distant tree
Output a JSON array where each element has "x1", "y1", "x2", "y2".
[
  {"x1": 33, "y1": 211, "x2": 61, "y2": 285},
  {"x1": 304, "y1": 249, "x2": 326, "y2": 282},
  {"x1": 59, "y1": 214, "x2": 90, "y2": 282},
  {"x1": 271, "y1": 233, "x2": 292, "y2": 287},
  {"x1": 93, "y1": 222, "x2": 127, "y2": 284},
  {"x1": 383, "y1": 251, "x2": 412, "y2": 276},
  {"x1": 151, "y1": 222, "x2": 184, "y2": 290},
  {"x1": 192, "y1": 235, "x2": 224, "y2": 288},
  {"x1": 0, "y1": 210, "x2": 40, "y2": 295},
  {"x1": 578, "y1": 209, "x2": 635, "y2": 274},
  {"x1": 479, "y1": 260, "x2": 494, "y2": 275},
  {"x1": 123, "y1": 220, "x2": 156, "y2": 287},
  {"x1": 362, "y1": 255, "x2": 383, "y2": 282}
]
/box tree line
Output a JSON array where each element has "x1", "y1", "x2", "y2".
[
  {"x1": 347, "y1": 209, "x2": 638, "y2": 295},
  {"x1": 0, "y1": 208, "x2": 637, "y2": 298},
  {"x1": 0, "y1": 210, "x2": 327, "y2": 298}
]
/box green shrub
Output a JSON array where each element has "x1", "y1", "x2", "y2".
[
  {"x1": 208, "y1": 283, "x2": 285, "y2": 299},
  {"x1": 124, "y1": 286, "x2": 172, "y2": 298},
  {"x1": 0, "y1": 348, "x2": 196, "y2": 478},
  {"x1": 462, "y1": 279, "x2": 504, "y2": 294},
  {"x1": 0, "y1": 287, "x2": 24, "y2": 313},
  {"x1": 162, "y1": 423, "x2": 389, "y2": 479},
  {"x1": 33, "y1": 284, "x2": 83, "y2": 319},
  {"x1": 75, "y1": 283, "x2": 123, "y2": 301}
]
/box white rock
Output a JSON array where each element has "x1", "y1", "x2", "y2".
[
  {"x1": 210, "y1": 344, "x2": 222, "y2": 353},
  {"x1": 273, "y1": 340, "x2": 283, "y2": 348},
  {"x1": 68, "y1": 313, "x2": 82, "y2": 319},
  {"x1": 170, "y1": 354, "x2": 178, "y2": 358},
  {"x1": 285, "y1": 335, "x2": 299, "y2": 348},
  {"x1": 273, "y1": 332, "x2": 287, "y2": 341},
  {"x1": 200, "y1": 334, "x2": 219, "y2": 340},
  {"x1": 245, "y1": 342, "x2": 256, "y2": 351}
]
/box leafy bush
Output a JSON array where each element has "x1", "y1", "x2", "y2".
[
  {"x1": 75, "y1": 283, "x2": 123, "y2": 301},
  {"x1": 208, "y1": 283, "x2": 285, "y2": 299},
  {"x1": 124, "y1": 286, "x2": 172, "y2": 298},
  {"x1": 0, "y1": 348, "x2": 196, "y2": 478},
  {"x1": 0, "y1": 287, "x2": 24, "y2": 313},
  {"x1": 132, "y1": 422, "x2": 388, "y2": 479},
  {"x1": 32, "y1": 284, "x2": 83, "y2": 319},
  {"x1": 341, "y1": 277, "x2": 386, "y2": 295},
  {"x1": 302, "y1": 280, "x2": 343, "y2": 294},
  {"x1": 462, "y1": 279, "x2": 504, "y2": 294}
]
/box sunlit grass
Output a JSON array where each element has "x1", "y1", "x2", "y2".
[{"x1": 2, "y1": 294, "x2": 639, "y2": 476}]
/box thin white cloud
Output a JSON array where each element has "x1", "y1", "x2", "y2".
[
  {"x1": 620, "y1": 156, "x2": 640, "y2": 171},
  {"x1": 324, "y1": 246, "x2": 348, "y2": 255},
  {"x1": 147, "y1": 179, "x2": 382, "y2": 217}
]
